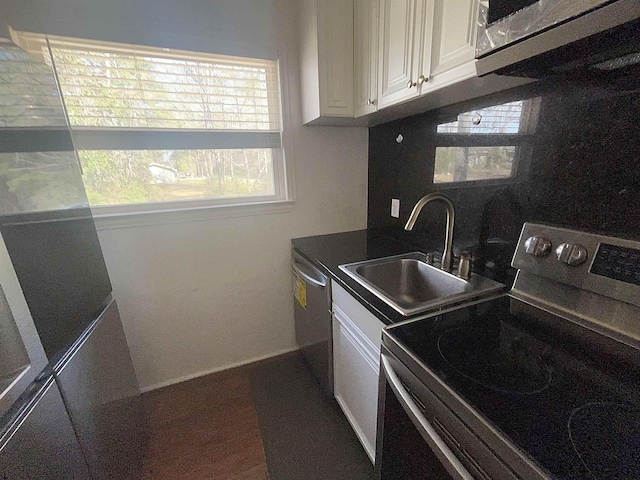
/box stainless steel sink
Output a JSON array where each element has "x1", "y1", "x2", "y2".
[{"x1": 339, "y1": 252, "x2": 506, "y2": 316}]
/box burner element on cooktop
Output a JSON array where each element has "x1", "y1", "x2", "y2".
[
  {"x1": 568, "y1": 402, "x2": 640, "y2": 480},
  {"x1": 437, "y1": 326, "x2": 552, "y2": 395}
]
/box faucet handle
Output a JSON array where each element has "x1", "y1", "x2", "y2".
[
  {"x1": 424, "y1": 252, "x2": 443, "y2": 267},
  {"x1": 457, "y1": 251, "x2": 472, "y2": 280},
  {"x1": 425, "y1": 252, "x2": 435, "y2": 265}
]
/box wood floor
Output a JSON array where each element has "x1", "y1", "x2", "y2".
[{"x1": 141, "y1": 364, "x2": 270, "y2": 480}]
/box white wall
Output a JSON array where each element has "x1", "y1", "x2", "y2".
[
  {"x1": 2, "y1": 0, "x2": 369, "y2": 390},
  {"x1": 2, "y1": 0, "x2": 279, "y2": 60}
]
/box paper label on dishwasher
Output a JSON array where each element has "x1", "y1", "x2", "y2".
[{"x1": 293, "y1": 271, "x2": 307, "y2": 308}]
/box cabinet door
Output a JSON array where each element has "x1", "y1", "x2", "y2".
[
  {"x1": 333, "y1": 307, "x2": 380, "y2": 463},
  {"x1": 429, "y1": 0, "x2": 478, "y2": 77},
  {"x1": 317, "y1": 0, "x2": 354, "y2": 117},
  {"x1": 354, "y1": 0, "x2": 379, "y2": 117},
  {"x1": 378, "y1": 0, "x2": 421, "y2": 108},
  {"x1": 416, "y1": 0, "x2": 435, "y2": 93},
  {"x1": 0, "y1": 377, "x2": 91, "y2": 480},
  {"x1": 55, "y1": 300, "x2": 147, "y2": 480}
]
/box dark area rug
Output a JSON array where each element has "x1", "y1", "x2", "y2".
[{"x1": 250, "y1": 351, "x2": 375, "y2": 480}]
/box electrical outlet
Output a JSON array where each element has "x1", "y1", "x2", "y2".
[{"x1": 391, "y1": 199, "x2": 400, "y2": 218}]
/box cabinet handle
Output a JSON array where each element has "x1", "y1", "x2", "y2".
[
  {"x1": 418, "y1": 74, "x2": 428, "y2": 85},
  {"x1": 367, "y1": 99, "x2": 376, "y2": 106},
  {"x1": 407, "y1": 79, "x2": 417, "y2": 89}
]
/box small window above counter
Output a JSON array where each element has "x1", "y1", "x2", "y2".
[{"x1": 299, "y1": 0, "x2": 531, "y2": 127}]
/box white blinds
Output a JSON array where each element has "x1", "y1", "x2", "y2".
[
  {"x1": 15, "y1": 32, "x2": 281, "y2": 132},
  {"x1": 0, "y1": 44, "x2": 67, "y2": 127}
]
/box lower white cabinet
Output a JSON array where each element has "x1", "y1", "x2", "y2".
[{"x1": 332, "y1": 280, "x2": 384, "y2": 462}]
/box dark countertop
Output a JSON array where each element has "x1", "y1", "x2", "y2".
[
  {"x1": 292, "y1": 229, "x2": 449, "y2": 324},
  {"x1": 292, "y1": 228, "x2": 514, "y2": 325}
]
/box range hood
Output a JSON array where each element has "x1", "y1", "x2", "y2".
[{"x1": 475, "y1": 0, "x2": 640, "y2": 78}]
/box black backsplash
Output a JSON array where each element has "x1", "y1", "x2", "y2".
[{"x1": 368, "y1": 71, "x2": 640, "y2": 280}]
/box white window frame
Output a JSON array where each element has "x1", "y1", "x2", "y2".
[{"x1": 12, "y1": 31, "x2": 295, "y2": 223}]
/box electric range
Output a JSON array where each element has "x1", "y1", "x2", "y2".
[{"x1": 377, "y1": 223, "x2": 640, "y2": 480}]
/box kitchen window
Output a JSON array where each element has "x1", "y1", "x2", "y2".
[
  {"x1": 12, "y1": 32, "x2": 289, "y2": 215},
  {"x1": 433, "y1": 98, "x2": 540, "y2": 184}
]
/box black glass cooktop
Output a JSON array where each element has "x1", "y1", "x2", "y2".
[{"x1": 388, "y1": 295, "x2": 640, "y2": 479}]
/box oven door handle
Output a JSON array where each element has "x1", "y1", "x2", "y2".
[{"x1": 381, "y1": 354, "x2": 474, "y2": 480}]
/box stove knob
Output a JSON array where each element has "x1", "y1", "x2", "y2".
[
  {"x1": 555, "y1": 243, "x2": 588, "y2": 266},
  {"x1": 524, "y1": 236, "x2": 552, "y2": 257}
]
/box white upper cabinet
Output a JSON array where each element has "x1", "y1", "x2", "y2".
[
  {"x1": 377, "y1": 0, "x2": 435, "y2": 109},
  {"x1": 426, "y1": 0, "x2": 479, "y2": 85},
  {"x1": 300, "y1": 0, "x2": 517, "y2": 124},
  {"x1": 376, "y1": 0, "x2": 485, "y2": 111},
  {"x1": 300, "y1": 0, "x2": 355, "y2": 125},
  {"x1": 354, "y1": 0, "x2": 379, "y2": 117},
  {"x1": 378, "y1": 0, "x2": 417, "y2": 109}
]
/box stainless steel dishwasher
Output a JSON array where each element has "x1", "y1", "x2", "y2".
[{"x1": 292, "y1": 248, "x2": 333, "y2": 395}]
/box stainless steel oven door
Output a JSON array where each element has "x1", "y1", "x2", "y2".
[
  {"x1": 377, "y1": 352, "x2": 472, "y2": 480},
  {"x1": 376, "y1": 347, "x2": 518, "y2": 480}
]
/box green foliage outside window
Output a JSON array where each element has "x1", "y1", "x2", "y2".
[
  {"x1": 78, "y1": 149, "x2": 274, "y2": 206},
  {"x1": 434, "y1": 146, "x2": 516, "y2": 183}
]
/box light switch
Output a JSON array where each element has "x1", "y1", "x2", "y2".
[{"x1": 391, "y1": 199, "x2": 400, "y2": 218}]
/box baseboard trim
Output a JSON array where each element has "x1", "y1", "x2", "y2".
[{"x1": 140, "y1": 346, "x2": 300, "y2": 393}]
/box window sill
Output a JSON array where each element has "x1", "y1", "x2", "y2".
[
  {"x1": 433, "y1": 177, "x2": 521, "y2": 189},
  {"x1": 92, "y1": 200, "x2": 294, "y2": 230}
]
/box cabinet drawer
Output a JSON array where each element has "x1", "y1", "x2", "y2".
[
  {"x1": 333, "y1": 305, "x2": 379, "y2": 370},
  {"x1": 331, "y1": 280, "x2": 385, "y2": 349}
]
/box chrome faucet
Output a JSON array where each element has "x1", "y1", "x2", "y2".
[{"x1": 404, "y1": 193, "x2": 455, "y2": 273}]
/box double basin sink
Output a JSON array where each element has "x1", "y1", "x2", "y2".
[{"x1": 339, "y1": 252, "x2": 505, "y2": 316}]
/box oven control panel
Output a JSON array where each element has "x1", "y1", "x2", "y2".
[
  {"x1": 590, "y1": 243, "x2": 640, "y2": 286},
  {"x1": 513, "y1": 223, "x2": 640, "y2": 307}
]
